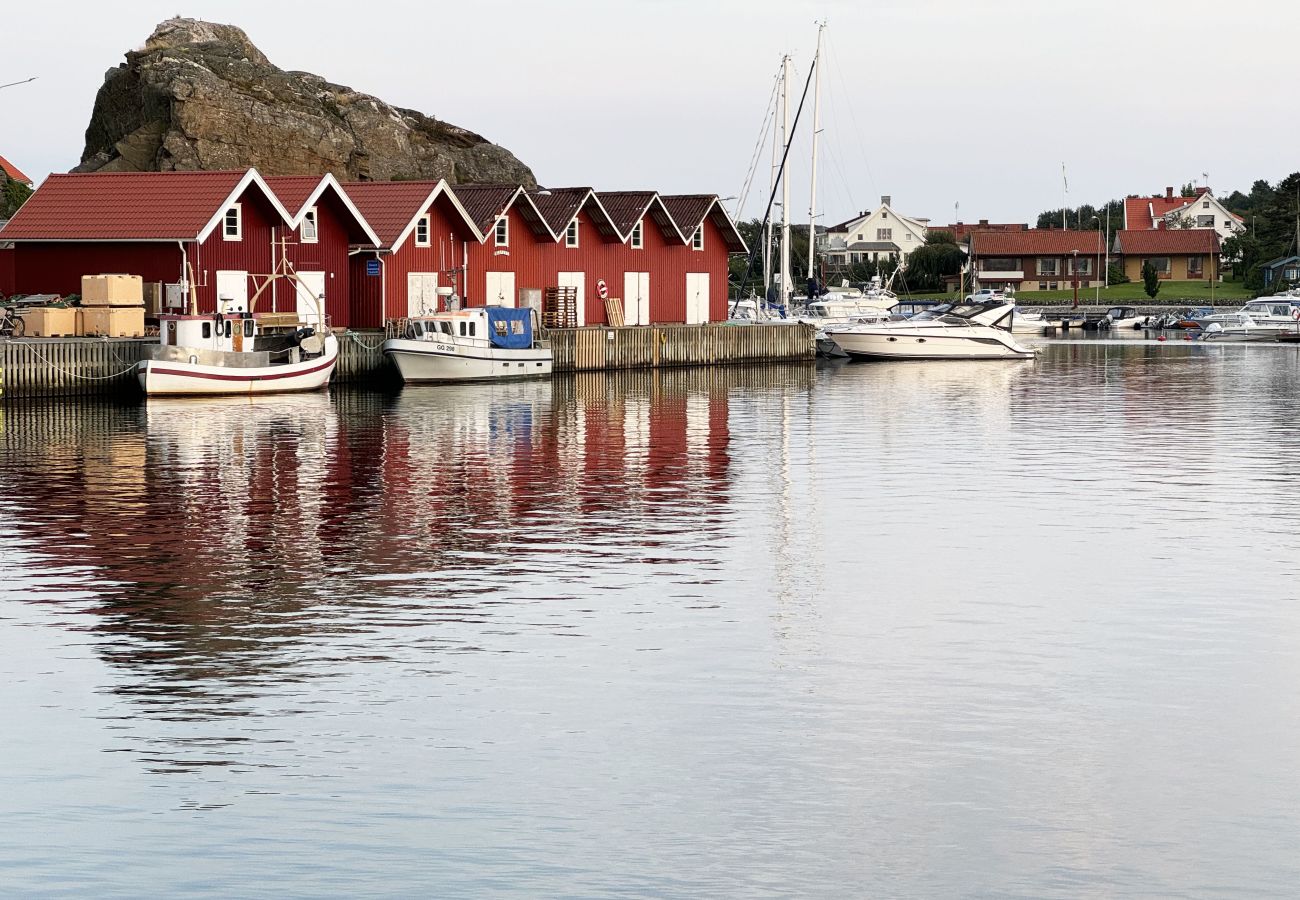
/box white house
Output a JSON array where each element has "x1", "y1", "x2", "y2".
[
  {"x1": 819, "y1": 195, "x2": 929, "y2": 271},
  {"x1": 1123, "y1": 187, "x2": 1244, "y2": 245}
]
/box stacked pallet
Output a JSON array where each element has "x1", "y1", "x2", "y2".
[
  {"x1": 542, "y1": 286, "x2": 579, "y2": 328},
  {"x1": 80, "y1": 275, "x2": 146, "y2": 337}
]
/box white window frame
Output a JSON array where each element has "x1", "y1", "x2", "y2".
[
  {"x1": 301, "y1": 206, "x2": 319, "y2": 243},
  {"x1": 692, "y1": 227, "x2": 704, "y2": 251},
  {"x1": 630, "y1": 220, "x2": 643, "y2": 250},
  {"x1": 223, "y1": 204, "x2": 242, "y2": 241},
  {"x1": 495, "y1": 216, "x2": 509, "y2": 247},
  {"x1": 565, "y1": 219, "x2": 579, "y2": 248},
  {"x1": 415, "y1": 214, "x2": 431, "y2": 247},
  {"x1": 877, "y1": 228, "x2": 892, "y2": 241}
]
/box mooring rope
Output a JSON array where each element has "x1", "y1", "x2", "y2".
[
  {"x1": 347, "y1": 331, "x2": 386, "y2": 352},
  {"x1": 9, "y1": 341, "x2": 139, "y2": 381}
]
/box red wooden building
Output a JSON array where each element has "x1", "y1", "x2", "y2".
[
  {"x1": 344, "y1": 180, "x2": 483, "y2": 327},
  {"x1": 263, "y1": 174, "x2": 380, "y2": 328},
  {"x1": 0, "y1": 169, "x2": 296, "y2": 313}
]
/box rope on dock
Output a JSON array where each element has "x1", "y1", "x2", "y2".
[
  {"x1": 10, "y1": 341, "x2": 139, "y2": 381},
  {"x1": 346, "y1": 331, "x2": 386, "y2": 352}
]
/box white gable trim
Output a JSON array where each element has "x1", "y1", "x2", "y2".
[
  {"x1": 299, "y1": 174, "x2": 382, "y2": 248},
  {"x1": 196, "y1": 169, "x2": 294, "y2": 242},
  {"x1": 390, "y1": 180, "x2": 486, "y2": 252}
]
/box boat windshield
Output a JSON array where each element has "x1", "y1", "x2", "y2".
[{"x1": 945, "y1": 301, "x2": 1007, "y2": 320}]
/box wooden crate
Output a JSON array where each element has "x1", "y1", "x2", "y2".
[{"x1": 542, "y1": 286, "x2": 579, "y2": 328}]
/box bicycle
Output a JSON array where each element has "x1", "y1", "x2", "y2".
[{"x1": 0, "y1": 305, "x2": 25, "y2": 338}]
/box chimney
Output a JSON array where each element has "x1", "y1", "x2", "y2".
[
  {"x1": 979, "y1": 219, "x2": 989, "y2": 226},
  {"x1": 881, "y1": 195, "x2": 891, "y2": 207},
  {"x1": 1165, "y1": 186, "x2": 1174, "y2": 199}
]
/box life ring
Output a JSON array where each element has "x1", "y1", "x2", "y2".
[
  {"x1": 1291, "y1": 308, "x2": 1299, "y2": 321},
  {"x1": 597, "y1": 279, "x2": 608, "y2": 301}
]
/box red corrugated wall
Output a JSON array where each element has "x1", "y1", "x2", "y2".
[
  {"x1": 349, "y1": 252, "x2": 385, "y2": 328},
  {"x1": 12, "y1": 242, "x2": 184, "y2": 297},
  {"x1": 0, "y1": 247, "x2": 14, "y2": 296},
  {"x1": 282, "y1": 192, "x2": 354, "y2": 328},
  {"x1": 190, "y1": 186, "x2": 280, "y2": 313}
]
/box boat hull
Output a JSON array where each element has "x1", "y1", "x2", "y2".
[
  {"x1": 830, "y1": 328, "x2": 1036, "y2": 360},
  {"x1": 136, "y1": 336, "x2": 338, "y2": 396},
  {"x1": 383, "y1": 338, "x2": 553, "y2": 383}
]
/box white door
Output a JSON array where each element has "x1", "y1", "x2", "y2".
[
  {"x1": 557, "y1": 271, "x2": 586, "y2": 326},
  {"x1": 215, "y1": 270, "x2": 248, "y2": 314},
  {"x1": 686, "y1": 273, "x2": 711, "y2": 324},
  {"x1": 407, "y1": 272, "x2": 438, "y2": 317},
  {"x1": 295, "y1": 271, "x2": 326, "y2": 327},
  {"x1": 623, "y1": 272, "x2": 650, "y2": 325},
  {"x1": 485, "y1": 271, "x2": 516, "y2": 307}
]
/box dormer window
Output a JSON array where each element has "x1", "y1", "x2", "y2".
[
  {"x1": 495, "y1": 216, "x2": 509, "y2": 247},
  {"x1": 692, "y1": 227, "x2": 704, "y2": 251},
  {"x1": 415, "y1": 214, "x2": 431, "y2": 247},
  {"x1": 223, "y1": 204, "x2": 242, "y2": 241},
  {"x1": 630, "y1": 220, "x2": 643, "y2": 249},
  {"x1": 565, "y1": 219, "x2": 579, "y2": 248},
  {"x1": 301, "y1": 207, "x2": 318, "y2": 243}
]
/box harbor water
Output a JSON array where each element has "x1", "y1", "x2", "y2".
[{"x1": 3, "y1": 339, "x2": 1300, "y2": 897}]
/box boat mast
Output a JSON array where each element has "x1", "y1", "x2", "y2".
[
  {"x1": 763, "y1": 59, "x2": 785, "y2": 303},
  {"x1": 780, "y1": 53, "x2": 793, "y2": 309},
  {"x1": 807, "y1": 22, "x2": 824, "y2": 301}
]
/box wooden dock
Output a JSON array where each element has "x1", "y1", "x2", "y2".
[
  {"x1": 0, "y1": 322, "x2": 813, "y2": 399},
  {"x1": 546, "y1": 323, "x2": 814, "y2": 372}
]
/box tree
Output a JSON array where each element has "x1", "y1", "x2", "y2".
[
  {"x1": 897, "y1": 240, "x2": 965, "y2": 292},
  {"x1": 1141, "y1": 261, "x2": 1161, "y2": 299},
  {"x1": 1, "y1": 177, "x2": 32, "y2": 219}
]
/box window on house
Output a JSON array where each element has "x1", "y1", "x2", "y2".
[
  {"x1": 1203, "y1": 201, "x2": 1210, "y2": 208},
  {"x1": 692, "y1": 227, "x2": 704, "y2": 251},
  {"x1": 1037, "y1": 258, "x2": 1059, "y2": 276},
  {"x1": 855, "y1": 233, "x2": 863, "y2": 241},
  {"x1": 983, "y1": 258, "x2": 1019, "y2": 272},
  {"x1": 881, "y1": 211, "x2": 888, "y2": 219},
  {"x1": 877, "y1": 228, "x2": 892, "y2": 240},
  {"x1": 1147, "y1": 257, "x2": 1171, "y2": 274},
  {"x1": 495, "y1": 217, "x2": 509, "y2": 247},
  {"x1": 223, "y1": 204, "x2": 241, "y2": 241},
  {"x1": 302, "y1": 207, "x2": 318, "y2": 243},
  {"x1": 905, "y1": 233, "x2": 912, "y2": 241},
  {"x1": 630, "y1": 220, "x2": 643, "y2": 249},
  {"x1": 415, "y1": 215, "x2": 431, "y2": 247},
  {"x1": 1069, "y1": 257, "x2": 1092, "y2": 275},
  {"x1": 1187, "y1": 256, "x2": 1204, "y2": 276},
  {"x1": 1285, "y1": 267, "x2": 1299, "y2": 280},
  {"x1": 565, "y1": 219, "x2": 579, "y2": 248}
]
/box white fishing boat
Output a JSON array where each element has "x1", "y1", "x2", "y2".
[
  {"x1": 382, "y1": 306, "x2": 553, "y2": 383},
  {"x1": 826, "y1": 299, "x2": 1039, "y2": 360},
  {"x1": 138, "y1": 313, "x2": 338, "y2": 395},
  {"x1": 1199, "y1": 298, "x2": 1300, "y2": 328}
]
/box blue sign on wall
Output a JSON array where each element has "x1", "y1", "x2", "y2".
[{"x1": 366, "y1": 259, "x2": 380, "y2": 277}]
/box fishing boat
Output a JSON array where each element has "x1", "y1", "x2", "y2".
[
  {"x1": 826, "y1": 299, "x2": 1038, "y2": 360},
  {"x1": 382, "y1": 306, "x2": 553, "y2": 383},
  {"x1": 138, "y1": 312, "x2": 337, "y2": 395},
  {"x1": 137, "y1": 247, "x2": 338, "y2": 396}
]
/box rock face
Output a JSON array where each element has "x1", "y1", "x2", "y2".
[{"x1": 76, "y1": 18, "x2": 536, "y2": 186}]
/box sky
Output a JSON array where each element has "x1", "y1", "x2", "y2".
[{"x1": 1, "y1": 0, "x2": 1292, "y2": 228}]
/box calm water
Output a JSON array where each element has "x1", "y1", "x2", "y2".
[{"x1": 4, "y1": 340, "x2": 1300, "y2": 898}]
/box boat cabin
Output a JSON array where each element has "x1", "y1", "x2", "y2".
[
  {"x1": 154, "y1": 312, "x2": 322, "y2": 368},
  {"x1": 1240, "y1": 299, "x2": 1300, "y2": 320},
  {"x1": 159, "y1": 313, "x2": 259, "y2": 354},
  {"x1": 1106, "y1": 307, "x2": 1140, "y2": 320},
  {"x1": 403, "y1": 305, "x2": 540, "y2": 350}
]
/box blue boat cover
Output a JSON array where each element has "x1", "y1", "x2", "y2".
[{"x1": 485, "y1": 306, "x2": 534, "y2": 349}]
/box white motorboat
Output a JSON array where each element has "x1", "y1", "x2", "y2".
[
  {"x1": 1007, "y1": 307, "x2": 1048, "y2": 334},
  {"x1": 1100, "y1": 306, "x2": 1150, "y2": 330},
  {"x1": 138, "y1": 313, "x2": 338, "y2": 396},
  {"x1": 1199, "y1": 298, "x2": 1300, "y2": 328},
  {"x1": 382, "y1": 306, "x2": 553, "y2": 383},
  {"x1": 1198, "y1": 314, "x2": 1288, "y2": 342},
  {"x1": 826, "y1": 299, "x2": 1039, "y2": 360}
]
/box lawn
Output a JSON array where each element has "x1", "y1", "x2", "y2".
[{"x1": 903, "y1": 281, "x2": 1254, "y2": 306}]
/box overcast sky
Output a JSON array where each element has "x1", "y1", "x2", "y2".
[{"x1": 1, "y1": 0, "x2": 1291, "y2": 227}]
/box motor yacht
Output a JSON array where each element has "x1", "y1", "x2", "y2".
[
  {"x1": 1199, "y1": 298, "x2": 1300, "y2": 328},
  {"x1": 1198, "y1": 314, "x2": 1289, "y2": 343},
  {"x1": 1100, "y1": 306, "x2": 1150, "y2": 330},
  {"x1": 826, "y1": 299, "x2": 1039, "y2": 360}
]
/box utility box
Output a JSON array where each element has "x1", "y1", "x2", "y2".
[
  {"x1": 143, "y1": 282, "x2": 164, "y2": 316},
  {"x1": 21, "y1": 307, "x2": 79, "y2": 337},
  {"x1": 81, "y1": 306, "x2": 146, "y2": 337},
  {"x1": 81, "y1": 274, "x2": 145, "y2": 307}
]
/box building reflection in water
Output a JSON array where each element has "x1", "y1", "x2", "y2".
[{"x1": 0, "y1": 365, "x2": 814, "y2": 767}]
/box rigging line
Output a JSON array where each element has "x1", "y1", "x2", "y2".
[
  {"x1": 731, "y1": 53, "x2": 819, "y2": 314},
  {"x1": 734, "y1": 68, "x2": 783, "y2": 220},
  {"x1": 823, "y1": 32, "x2": 878, "y2": 201}
]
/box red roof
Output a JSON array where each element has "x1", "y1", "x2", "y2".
[
  {"x1": 263, "y1": 175, "x2": 323, "y2": 217},
  {"x1": 1114, "y1": 229, "x2": 1220, "y2": 254},
  {"x1": 970, "y1": 230, "x2": 1103, "y2": 256},
  {"x1": 454, "y1": 184, "x2": 553, "y2": 241},
  {"x1": 529, "y1": 188, "x2": 622, "y2": 242},
  {"x1": 661, "y1": 194, "x2": 748, "y2": 253},
  {"x1": 344, "y1": 181, "x2": 443, "y2": 248},
  {"x1": 595, "y1": 191, "x2": 684, "y2": 243},
  {"x1": 1124, "y1": 194, "x2": 1194, "y2": 230},
  {"x1": 0, "y1": 154, "x2": 31, "y2": 185},
  {"x1": 0, "y1": 170, "x2": 272, "y2": 241}
]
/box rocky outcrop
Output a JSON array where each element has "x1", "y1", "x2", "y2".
[{"x1": 75, "y1": 18, "x2": 536, "y2": 186}]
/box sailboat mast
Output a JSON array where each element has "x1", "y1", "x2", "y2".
[
  {"x1": 763, "y1": 61, "x2": 783, "y2": 300},
  {"x1": 807, "y1": 23, "x2": 824, "y2": 298},
  {"x1": 780, "y1": 53, "x2": 793, "y2": 307}
]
